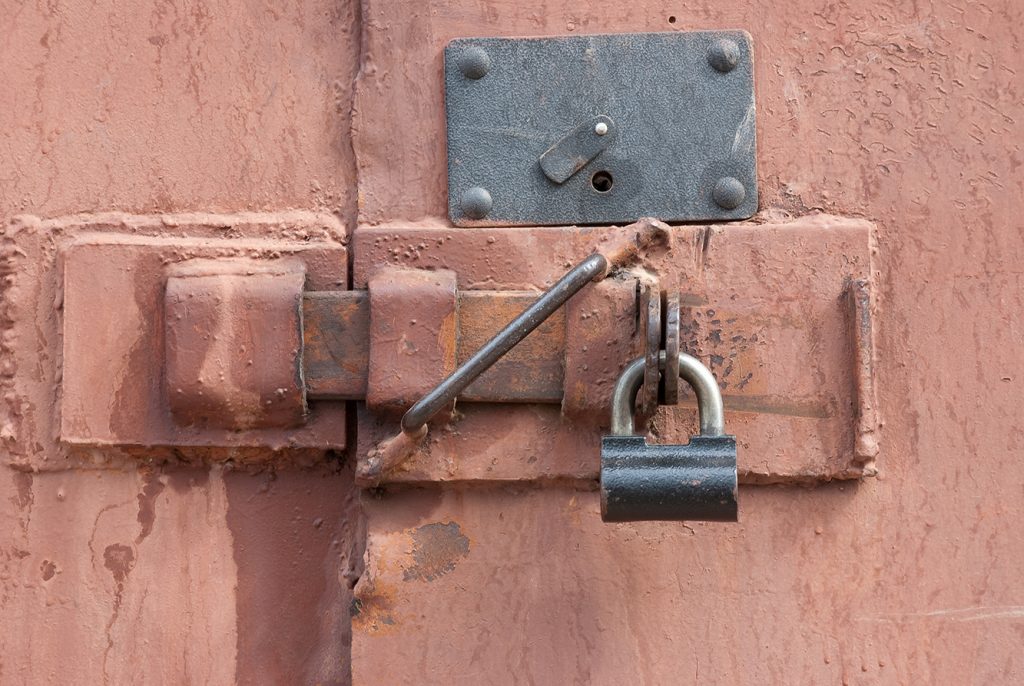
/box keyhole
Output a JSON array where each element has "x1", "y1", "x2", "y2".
[{"x1": 591, "y1": 170, "x2": 614, "y2": 193}]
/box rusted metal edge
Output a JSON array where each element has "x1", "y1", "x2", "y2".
[
  {"x1": 847, "y1": 278, "x2": 880, "y2": 469},
  {"x1": 302, "y1": 290, "x2": 568, "y2": 402}
]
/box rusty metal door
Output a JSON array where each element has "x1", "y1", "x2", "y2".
[{"x1": 2, "y1": 1, "x2": 1023, "y2": 685}]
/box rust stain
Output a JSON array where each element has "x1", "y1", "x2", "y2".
[
  {"x1": 438, "y1": 310, "x2": 458, "y2": 373},
  {"x1": 351, "y1": 580, "x2": 400, "y2": 635},
  {"x1": 402, "y1": 522, "x2": 470, "y2": 583},
  {"x1": 722, "y1": 394, "x2": 833, "y2": 419}
]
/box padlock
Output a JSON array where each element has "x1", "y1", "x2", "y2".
[{"x1": 600, "y1": 352, "x2": 738, "y2": 523}]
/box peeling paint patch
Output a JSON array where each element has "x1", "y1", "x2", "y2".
[
  {"x1": 11, "y1": 471, "x2": 32, "y2": 510},
  {"x1": 402, "y1": 522, "x2": 470, "y2": 583},
  {"x1": 103, "y1": 544, "x2": 135, "y2": 583},
  {"x1": 135, "y1": 469, "x2": 165, "y2": 544},
  {"x1": 39, "y1": 559, "x2": 56, "y2": 581}
]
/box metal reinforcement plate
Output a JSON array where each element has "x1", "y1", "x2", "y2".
[{"x1": 444, "y1": 31, "x2": 757, "y2": 227}]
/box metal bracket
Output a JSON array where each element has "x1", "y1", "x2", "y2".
[
  {"x1": 54, "y1": 214, "x2": 876, "y2": 487},
  {"x1": 445, "y1": 31, "x2": 758, "y2": 226}
]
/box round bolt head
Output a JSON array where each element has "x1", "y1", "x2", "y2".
[
  {"x1": 712, "y1": 177, "x2": 745, "y2": 210},
  {"x1": 458, "y1": 46, "x2": 491, "y2": 79},
  {"x1": 594, "y1": 121, "x2": 609, "y2": 136},
  {"x1": 708, "y1": 38, "x2": 740, "y2": 72},
  {"x1": 461, "y1": 186, "x2": 493, "y2": 219}
]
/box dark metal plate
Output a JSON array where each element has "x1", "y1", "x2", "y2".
[{"x1": 445, "y1": 31, "x2": 757, "y2": 226}]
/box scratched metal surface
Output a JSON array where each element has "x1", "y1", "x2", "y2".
[{"x1": 444, "y1": 31, "x2": 758, "y2": 226}]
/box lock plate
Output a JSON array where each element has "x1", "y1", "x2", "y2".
[{"x1": 445, "y1": 31, "x2": 757, "y2": 226}]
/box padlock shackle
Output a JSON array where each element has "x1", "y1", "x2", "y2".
[{"x1": 610, "y1": 352, "x2": 725, "y2": 437}]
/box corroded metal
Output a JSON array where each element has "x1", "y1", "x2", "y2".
[
  {"x1": 359, "y1": 219, "x2": 671, "y2": 484},
  {"x1": 660, "y1": 291, "x2": 681, "y2": 405},
  {"x1": 302, "y1": 291, "x2": 369, "y2": 399},
  {"x1": 352, "y1": 217, "x2": 876, "y2": 485},
  {"x1": 847, "y1": 278, "x2": 880, "y2": 465},
  {"x1": 638, "y1": 285, "x2": 661, "y2": 417}
]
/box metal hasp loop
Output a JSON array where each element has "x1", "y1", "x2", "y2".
[
  {"x1": 610, "y1": 351, "x2": 725, "y2": 437},
  {"x1": 358, "y1": 218, "x2": 671, "y2": 485},
  {"x1": 400, "y1": 251, "x2": 607, "y2": 433}
]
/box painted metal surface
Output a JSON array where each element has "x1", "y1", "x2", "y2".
[
  {"x1": 165, "y1": 258, "x2": 308, "y2": 430},
  {"x1": 445, "y1": 31, "x2": 758, "y2": 225},
  {"x1": 366, "y1": 268, "x2": 458, "y2": 413},
  {"x1": 1, "y1": 0, "x2": 1023, "y2": 684},
  {"x1": 353, "y1": 217, "x2": 877, "y2": 485},
  {"x1": 58, "y1": 216, "x2": 348, "y2": 451},
  {"x1": 399, "y1": 252, "x2": 609, "y2": 433},
  {"x1": 538, "y1": 115, "x2": 618, "y2": 185}
]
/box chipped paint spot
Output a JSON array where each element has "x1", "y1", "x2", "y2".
[
  {"x1": 351, "y1": 580, "x2": 400, "y2": 635},
  {"x1": 402, "y1": 522, "x2": 470, "y2": 582},
  {"x1": 103, "y1": 544, "x2": 135, "y2": 583},
  {"x1": 11, "y1": 471, "x2": 33, "y2": 510},
  {"x1": 40, "y1": 559, "x2": 56, "y2": 581},
  {"x1": 135, "y1": 469, "x2": 165, "y2": 544}
]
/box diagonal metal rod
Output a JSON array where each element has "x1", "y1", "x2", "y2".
[{"x1": 401, "y1": 252, "x2": 609, "y2": 433}]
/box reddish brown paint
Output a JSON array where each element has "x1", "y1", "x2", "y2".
[
  {"x1": 224, "y1": 462, "x2": 361, "y2": 686},
  {"x1": 366, "y1": 268, "x2": 458, "y2": 413},
  {"x1": 349, "y1": 0, "x2": 1024, "y2": 683},
  {"x1": 165, "y1": 258, "x2": 308, "y2": 430},
  {"x1": 56, "y1": 215, "x2": 348, "y2": 452},
  {"x1": 0, "y1": 0, "x2": 1022, "y2": 685},
  {"x1": 1, "y1": 1, "x2": 362, "y2": 682},
  {"x1": 353, "y1": 218, "x2": 876, "y2": 484}
]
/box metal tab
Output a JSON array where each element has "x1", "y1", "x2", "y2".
[
  {"x1": 445, "y1": 31, "x2": 757, "y2": 226},
  {"x1": 538, "y1": 115, "x2": 617, "y2": 184}
]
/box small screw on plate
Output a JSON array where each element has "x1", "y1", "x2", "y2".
[
  {"x1": 458, "y1": 46, "x2": 491, "y2": 79},
  {"x1": 461, "y1": 187, "x2": 493, "y2": 219},
  {"x1": 712, "y1": 177, "x2": 745, "y2": 209},
  {"x1": 594, "y1": 121, "x2": 609, "y2": 136},
  {"x1": 708, "y1": 39, "x2": 740, "y2": 73}
]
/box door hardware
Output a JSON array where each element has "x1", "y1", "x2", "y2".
[
  {"x1": 538, "y1": 115, "x2": 618, "y2": 185},
  {"x1": 360, "y1": 220, "x2": 670, "y2": 483},
  {"x1": 601, "y1": 352, "x2": 738, "y2": 522},
  {"x1": 445, "y1": 31, "x2": 757, "y2": 226},
  {"x1": 55, "y1": 213, "x2": 875, "y2": 486}
]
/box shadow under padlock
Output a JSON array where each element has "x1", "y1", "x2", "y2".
[{"x1": 600, "y1": 351, "x2": 739, "y2": 523}]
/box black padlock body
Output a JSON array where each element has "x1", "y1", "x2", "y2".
[{"x1": 600, "y1": 435, "x2": 738, "y2": 523}]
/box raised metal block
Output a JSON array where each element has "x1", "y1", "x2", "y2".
[{"x1": 445, "y1": 31, "x2": 758, "y2": 226}]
